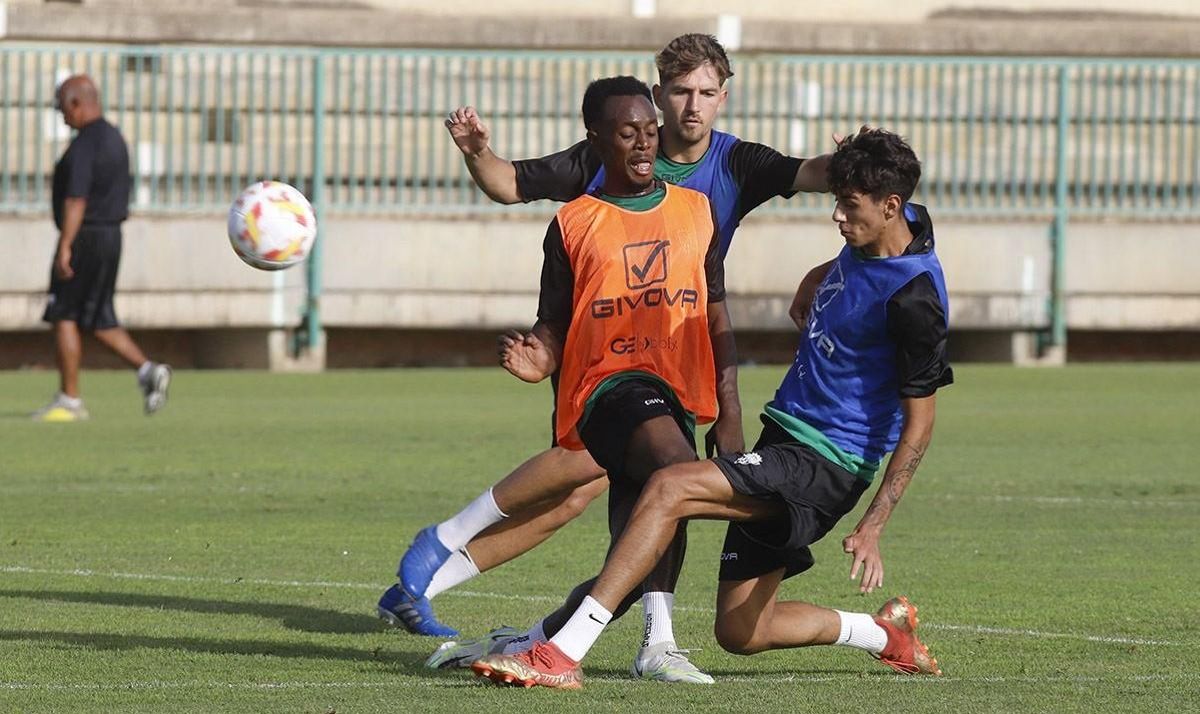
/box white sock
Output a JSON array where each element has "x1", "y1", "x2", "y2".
[
  {"x1": 502, "y1": 619, "x2": 547, "y2": 655},
  {"x1": 548, "y1": 596, "x2": 611, "y2": 663},
  {"x1": 423, "y1": 548, "x2": 480, "y2": 599},
  {"x1": 58, "y1": 392, "x2": 82, "y2": 408},
  {"x1": 833, "y1": 610, "x2": 888, "y2": 654},
  {"x1": 434, "y1": 488, "x2": 507, "y2": 551},
  {"x1": 641, "y1": 591, "x2": 676, "y2": 648},
  {"x1": 136, "y1": 361, "x2": 153, "y2": 383}
]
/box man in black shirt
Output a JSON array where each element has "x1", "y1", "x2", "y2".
[{"x1": 34, "y1": 75, "x2": 171, "y2": 422}]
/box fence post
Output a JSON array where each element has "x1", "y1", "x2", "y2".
[
  {"x1": 1046, "y1": 62, "x2": 1070, "y2": 362},
  {"x1": 299, "y1": 52, "x2": 327, "y2": 357}
]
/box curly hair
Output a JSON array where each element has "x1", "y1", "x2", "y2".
[
  {"x1": 827, "y1": 130, "x2": 922, "y2": 202},
  {"x1": 655, "y1": 33, "x2": 733, "y2": 86},
  {"x1": 581, "y1": 76, "x2": 653, "y2": 130}
]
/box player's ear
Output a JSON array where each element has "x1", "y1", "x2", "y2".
[
  {"x1": 884, "y1": 194, "x2": 903, "y2": 219},
  {"x1": 651, "y1": 84, "x2": 663, "y2": 110},
  {"x1": 585, "y1": 127, "x2": 598, "y2": 147}
]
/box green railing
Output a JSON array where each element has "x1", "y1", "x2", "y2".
[
  {"x1": 3, "y1": 44, "x2": 1198, "y2": 353},
  {"x1": 3, "y1": 45, "x2": 1197, "y2": 218}
]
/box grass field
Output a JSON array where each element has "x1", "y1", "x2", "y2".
[{"x1": 1, "y1": 365, "x2": 1197, "y2": 713}]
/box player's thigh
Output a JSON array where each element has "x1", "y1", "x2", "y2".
[
  {"x1": 640, "y1": 459, "x2": 782, "y2": 522},
  {"x1": 624, "y1": 414, "x2": 698, "y2": 484},
  {"x1": 493, "y1": 446, "x2": 605, "y2": 508}
]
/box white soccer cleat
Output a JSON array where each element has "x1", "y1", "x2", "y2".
[
  {"x1": 424, "y1": 626, "x2": 522, "y2": 669},
  {"x1": 31, "y1": 393, "x2": 89, "y2": 422},
  {"x1": 140, "y1": 362, "x2": 172, "y2": 415},
  {"x1": 631, "y1": 642, "x2": 715, "y2": 684}
]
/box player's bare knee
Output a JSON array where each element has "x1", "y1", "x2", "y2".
[
  {"x1": 713, "y1": 619, "x2": 764, "y2": 655},
  {"x1": 643, "y1": 468, "x2": 691, "y2": 518},
  {"x1": 560, "y1": 481, "x2": 605, "y2": 520}
]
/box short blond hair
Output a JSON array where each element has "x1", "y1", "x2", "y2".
[{"x1": 655, "y1": 33, "x2": 734, "y2": 86}]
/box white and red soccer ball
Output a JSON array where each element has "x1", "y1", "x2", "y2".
[{"x1": 227, "y1": 180, "x2": 317, "y2": 271}]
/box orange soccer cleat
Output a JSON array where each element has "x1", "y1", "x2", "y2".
[
  {"x1": 471, "y1": 641, "x2": 583, "y2": 690},
  {"x1": 872, "y1": 596, "x2": 943, "y2": 676}
]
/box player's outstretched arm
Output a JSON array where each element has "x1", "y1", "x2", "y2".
[
  {"x1": 788, "y1": 259, "x2": 835, "y2": 330},
  {"x1": 842, "y1": 394, "x2": 936, "y2": 594},
  {"x1": 497, "y1": 322, "x2": 561, "y2": 383},
  {"x1": 791, "y1": 152, "x2": 832, "y2": 193},
  {"x1": 791, "y1": 125, "x2": 877, "y2": 193},
  {"x1": 446, "y1": 106, "x2": 522, "y2": 204}
]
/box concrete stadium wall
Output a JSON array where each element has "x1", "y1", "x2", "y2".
[
  {"x1": 39, "y1": 0, "x2": 1200, "y2": 23},
  {"x1": 2, "y1": 2, "x2": 1197, "y2": 367},
  {"x1": 4, "y1": 212, "x2": 1198, "y2": 367},
  {"x1": 4, "y1": 2, "x2": 1200, "y2": 57}
]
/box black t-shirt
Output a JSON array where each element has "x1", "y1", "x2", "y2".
[
  {"x1": 513, "y1": 136, "x2": 802, "y2": 222},
  {"x1": 52, "y1": 117, "x2": 131, "y2": 229},
  {"x1": 536, "y1": 192, "x2": 726, "y2": 338},
  {"x1": 885, "y1": 208, "x2": 954, "y2": 398}
]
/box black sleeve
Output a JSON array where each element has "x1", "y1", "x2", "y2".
[
  {"x1": 64, "y1": 135, "x2": 96, "y2": 199},
  {"x1": 886, "y1": 273, "x2": 954, "y2": 398},
  {"x1": 513, "y1": 140, "x2": 600, "y2": 203},
  {"x1": 728, "y1": 141, "x2": 804, "y2": 220},
  {"x1": 703, "y1": 201, "x2": 726, "y2": 303},
  {"x1": 536, "y1": 217, "x2": 574, "y2": 337}
]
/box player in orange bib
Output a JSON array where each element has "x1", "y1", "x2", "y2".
[
  {"x1": 382, "y1": 37, "x2": 831, "y2": 670},
  {"x1": 483, "y1": 76, "x2": 741, "y2": 684}
]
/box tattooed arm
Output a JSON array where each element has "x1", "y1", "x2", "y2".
[{"x1": 842, "y1": 394, "x2": 937, "y2": 594}]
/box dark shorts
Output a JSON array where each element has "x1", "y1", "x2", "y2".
[
  {"x1": 577, "y1": 377, "x2": 693, "y2": 483},
  {"x1": 42, "y1": 225, "x2": 122, "y2": 331},
  {"x1": 713, "y1": 416, "x2": 870, "y2": 582}
]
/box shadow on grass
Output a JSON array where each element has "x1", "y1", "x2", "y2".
[
  {"x1": 0, "y1": 628, "x2": 400, "y2": 665},
  {"x1": 0, "y1": 628, "x2": 481, "y2": 682},
  {"x1": 0, "y1": 589, "x2": 380, "y2": 635},
  {"x1": 585, "y1": 664, "x2": 866, "y2": 679},
  {"x1": 0, "y1": 411, "x2": 39, "y2": 420}
]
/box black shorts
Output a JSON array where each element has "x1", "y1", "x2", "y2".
[
  {"x1": 42, "y1": 225, "x2": 122, "y2": 331},
  {"x1": 577, "y1": 377, "x2": 693, "y2": 483},
  {"x1": 714, "y1": 416, "x2": 870, "y2": 582}
]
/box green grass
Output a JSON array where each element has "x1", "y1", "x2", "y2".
[{"x1": 1, "y1": 366, "x2": 1197, "y2": 713}]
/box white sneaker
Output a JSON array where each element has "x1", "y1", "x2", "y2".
[
  {"x1": 631, "y1": 641, "x2": 715, "y2": 684},
  {"x1": 31, "y1": 393, "x2": 89, "y2": 422},
  {"x1": 424, "y1": 626, "x2": 522, "y2": 669},
  {"x1": 140, "y1": 363, "x2": 172, "y2": 415}
]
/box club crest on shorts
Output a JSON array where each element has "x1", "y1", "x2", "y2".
[{"x1": 734, "y1": 452, "x2": 763, "y2": 466}]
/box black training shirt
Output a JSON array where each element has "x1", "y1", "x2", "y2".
[
  {"x1": 52, "y1": 117, "x2": 131, "y2": 229},
  {"x1": 513, "y1": 137, "x2": 802, "y2": 222},
  {"x1": 885, "y1": 207, "x2": 954, "y2": 398}
]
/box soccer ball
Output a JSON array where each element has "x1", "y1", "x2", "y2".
[{"x1": 227, "y1": 180, "x2": 317, "y2": 271}]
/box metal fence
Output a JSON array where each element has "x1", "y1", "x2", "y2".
[
  {"x1": 2, "y1": 44, "x2": 1198, "y2": 219},
  {"x1": 3, "y1": 44, "x2": 1198, "y2": 353}
]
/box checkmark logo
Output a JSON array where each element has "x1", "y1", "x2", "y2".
[{"x1": 623, "y1": 240, "x2": 670, "y2": 290}]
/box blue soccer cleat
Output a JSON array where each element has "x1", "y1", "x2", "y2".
[
  {"x1": 399, "y1": 525, "x2": 452, "y2": 600},
  {"x1": 377, "y1": 584, "x2": 459, "y2": 638}
]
